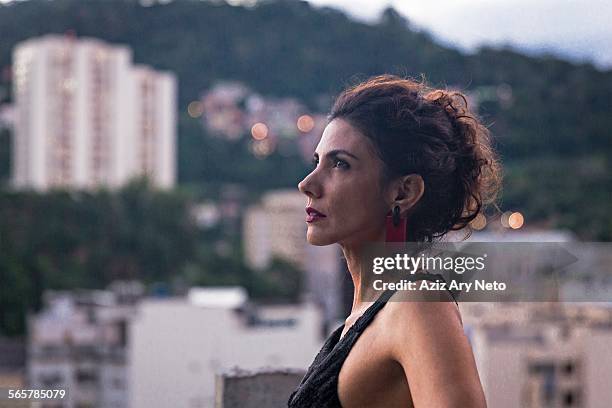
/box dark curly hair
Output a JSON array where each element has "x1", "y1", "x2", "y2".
[{"x1": 329, "y1": 74, "x2": 502, "y2": 242}]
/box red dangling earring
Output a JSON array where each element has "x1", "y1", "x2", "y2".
[{"x1": 385, "y1": 205, "x2": 407, "y2": 242}]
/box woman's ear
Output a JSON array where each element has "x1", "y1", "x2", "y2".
[{"x1": 393, "y1": 174, "x2": 424, "y2": 215}]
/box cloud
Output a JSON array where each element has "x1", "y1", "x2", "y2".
[{"x1": 307, "y1": 0, "x2": 612, "y2": 69}]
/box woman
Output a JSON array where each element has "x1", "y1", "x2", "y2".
[{"x1": 288, "y1": 75, "x2": 500, "y2": 407}]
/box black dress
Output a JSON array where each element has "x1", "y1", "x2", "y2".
[{"x1": 287, "y1": 273, "x2": 458, "y2": 408}]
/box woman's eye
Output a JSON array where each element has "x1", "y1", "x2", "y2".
[
  {"x1": 311, "y1": 158, "x2": 319, "y2": 169},
  {"x1": 333, "y1": 159, "x2": 349, "y2": 169}
]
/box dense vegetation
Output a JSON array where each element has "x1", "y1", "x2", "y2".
[
  {"x1": 0, "y1": 181, "x2": 302, "y2": 336},
  {"x1": 0, "y1": 0, "x2": 610, "y2": 336}
]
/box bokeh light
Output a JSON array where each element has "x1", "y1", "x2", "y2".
[
  {"x1": 296, "y1": 114, "x2": 314, "y2": 133},
  {"x1": 187, "y1": 101, "x2": 204, "y2": 118},
  {"x1": 250, "y1": 138, "x2": 274, "y2": 158},
  {"x1": 508, "y1": 212, "x2": 524, "y2": 229},
  {"x1": 250, "y1": 122, "x2": 269, "y2": 140},
  {"x1": 470, "y1": 213, "x2": 487, "y2": 230},
  {"x1": 500, "y1": 211, "x2": 512, "y2": 228}
]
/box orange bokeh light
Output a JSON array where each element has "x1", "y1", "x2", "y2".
[
  {"x1": 296, "y1": 115, "x2": 314, "y2": 133},
  {"x1": 508, "y1": 212, "x2": 524, "y2": 229},
  {"x1": 251, "y1": 122, "x2": 269, "y2": 140},
  {"x1": 470, "y1": 213, "x2": 487, "y2": 230}
]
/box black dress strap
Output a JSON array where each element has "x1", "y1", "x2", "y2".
[
  {"x1": 288, "y1": 273, "x2": 459, "y2": 407},
  {"x1": 288, "y1": 289, "x2": 395, "y2": 407}
]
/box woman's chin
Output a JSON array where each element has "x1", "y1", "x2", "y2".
[{"x1": 306, "y1": 230, "x2": 335, "y2": 246}]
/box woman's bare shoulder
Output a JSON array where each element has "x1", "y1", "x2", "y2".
[
  {"x1": 380, "y1": 294, "x2": 486, "y2": 407},
  {"x1": 382, "y1": 293, "x2": 464, "y2": 347}
]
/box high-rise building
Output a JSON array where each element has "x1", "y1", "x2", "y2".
[
  {"x1": 11, "y1": 35, "x2": 176, "y2": 190},
  {"x1": 131, "y1": 65, "x2": 176, "y2": 189}
]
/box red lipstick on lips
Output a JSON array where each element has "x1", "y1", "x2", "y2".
[{"x1": 305, "y1": 207, "x2": 327, "y2": 223}]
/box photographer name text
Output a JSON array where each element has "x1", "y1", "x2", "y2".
[{"x1": 373, "y1": 279, "x2": 506, "y2": 292}]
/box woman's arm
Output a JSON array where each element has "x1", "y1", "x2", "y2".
[{"x1": 387, "y1": 299, "x2": 487, "y2": 408}]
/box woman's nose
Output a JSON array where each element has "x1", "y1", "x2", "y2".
[{"x1": 298, "y1": 171, "x2": 321, "y2": 199}]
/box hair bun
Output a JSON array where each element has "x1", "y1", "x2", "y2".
[
  {"x1": 425, "y1": 90, "x2": 473, "y2": 129},
  {"x1": 426, "y1": 89, "x2": 501, "y2": 219}
]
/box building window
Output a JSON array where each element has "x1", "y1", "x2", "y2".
[
  {"x1": 528, "y1": 362, "x2": 556, "y2": 405},
  {"x1": 562, "y1": 361, "x2": 576, "y2": 376},
  {"x1": 39, "y1": 372, "x2": 63, "y2": 387},
  {"x1": 562, "y1": 389, "x2": 580, "y2": 406},
  {"x1": 75, "y1": 369, "x2": 98, "y2": 385},
  {"x1": 117, "y1": 320, "x2": 128, "y2": 347}
]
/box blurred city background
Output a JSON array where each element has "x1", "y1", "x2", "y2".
[{"x1": 0, "y1": 0, "x2": 610, "y2": 407}]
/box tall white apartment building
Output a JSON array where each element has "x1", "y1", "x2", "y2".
[
  {"x1": 131, "y1": 65, "x2": 176, "y2": 189},
  {"x1": 12, "y1": 35, "x2": 176, "y2": 190}
]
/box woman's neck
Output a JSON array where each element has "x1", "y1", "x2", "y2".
[{"x1": 340, "y1": 229, "x2": 386, "y2": 315}]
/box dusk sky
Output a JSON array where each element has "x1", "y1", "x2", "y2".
[
  {"x1": 306, "y1": 0, "x2": 612, "y2": 70},
  {"x1": 2, "y1": 0, "x2": 610, "y2": 70}
]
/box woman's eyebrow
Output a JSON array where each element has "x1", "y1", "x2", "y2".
[
  {"x1": 313, "y1": 149, "x2": 360, "y2": 161},
  {"x1": 325, "y1": 149, "x2": 360, "y2": 160}
]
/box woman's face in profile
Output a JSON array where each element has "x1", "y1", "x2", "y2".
[{"x1": 298, "y1": 118, "x2": 392, "y2": 247}]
